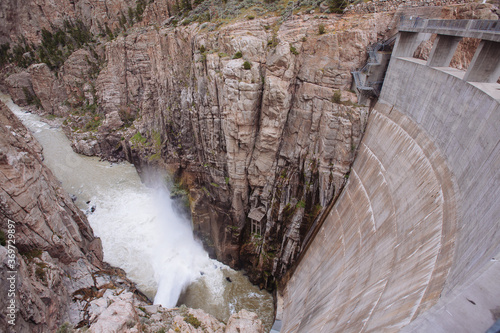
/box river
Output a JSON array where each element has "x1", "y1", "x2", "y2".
[{"x1": 1, "y1": 94, "x2": 274, "y2": 331}]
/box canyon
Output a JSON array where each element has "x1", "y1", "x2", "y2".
[
  {"x1": 0, "y1": 96, "x2": 268, "y2": 331},
  {"x1": 0, "y1": 0, "x2": 499, "y2": 331}
]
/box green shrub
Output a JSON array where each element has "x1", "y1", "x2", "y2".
[
  {"x1": 233, "y1": 51, "x2": 243, "y2": 59},
  {"x1": 328, "y1": 0, "x2": 348, "y2": 13},
  {"x1": 296, "y1": 200, "x2": 306, "y2": 208},
  {"x1": 267, "y1": 35, "x2": 278, "y2": 48},
  {"x1": 104, "y1": 23, "x2": 114, "y2": 40},
  {"x1": 56, "y1": 322, "x2": 73, "y2": 333},
  {"x1": 247, "y1": 15, "x2": 255, "y2": 20},
  {"x1": 83, "y1": 115, "x2": 101, "y2": 131},
  {"x1": 290, "y1": 45, "x2": 298, "y2": 55},
  {"x1": 0, "y1": 43, "x2": 10, "y2": 66},
  {"x1": 128, "y1": 7, "x2": 135, "y2": 22},
  {"x1": 243, "y1": 61, "x2": 251, "y2": 70},
  {"x1": 135, "y1": 0, "x2": 148, "y2": 21},
  {"x1": 184, "y1": 314, "x2": 201, "y2": 329},
  {"x1": 131, "y1": 132, "x2": 147, "y2": 145},
  {"x1": 199, "y1": 45, "x2": 206, "y2": 53},
  {"x1": 152, "y1": 131, "x2": 162, "y2": 147},
  {"x1": 35, "y1": 262, "x2": 48, "y2": 282},
  {"x1": 332, "y1": 90, "x2": 342, "y2": 103},
  {"x1": 21, "y1": 249, "x2": 43, "y2": 261},
  {"x1": 318, "y1": 24, "x2": 326, "y2": 35}
]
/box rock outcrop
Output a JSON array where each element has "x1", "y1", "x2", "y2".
[
  {"x1": 4, "y1": 71, "x2": 34, "y2": 106},
  {"x1": 0, "y1": 99, "x2": 104, "y2": 331},
  {"x1": 0, "y1": 0, "x2": 138, "y2": 45}
]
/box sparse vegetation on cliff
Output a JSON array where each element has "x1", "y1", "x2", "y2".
[
  {"x1": 3, "y1": 19, "x2": 94, "y2": 70},
  {"x1": 318, "y1": 23, "x2": 326, "y2": 35},
  {"x1": 165, "y1": 0, "x2": 351, "y2": 31},
  {"x1": 183, "y1": 313, "x2": 202, "y2": 328},
  {"x1": 328, "y1": 0, "x2": 348, "y2": 13},
  {"x1": 243, "y1": 61, "x2": 252, "y2": 70}
]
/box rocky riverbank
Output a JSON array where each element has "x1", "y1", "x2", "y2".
[{"x1": 0, "y1": 99, "x2": 266, "y2": 332}]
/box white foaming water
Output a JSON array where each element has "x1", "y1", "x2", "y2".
[{"x1": 88, "y1": 184, "x2": 224, "y2": 307}]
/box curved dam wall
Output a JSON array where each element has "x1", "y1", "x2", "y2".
[{"x1": 280, "y1": 54, "x2": 500, "y2": 331}]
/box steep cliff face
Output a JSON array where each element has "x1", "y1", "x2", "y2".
[
  {"x1": 0, "y1": 100, "x2": 106, "y2": 331},
  {"x1": 88, "y1": 12, "x2": 402, "y2": 284},
  {"x1": 0, "y1": 0, "x2": 139, "y2": 44}
]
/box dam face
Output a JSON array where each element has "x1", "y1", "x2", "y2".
[{"x1": 281, "y1": 20, "x2": 500, "y2": 332}]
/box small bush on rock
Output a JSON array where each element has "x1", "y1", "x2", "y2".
[
  {"x1": 318, "y1": 24, "x2": 326, "y2": 35},
  {"x1": 184, "y1": 314, "x2": 201, "y2": 328}
]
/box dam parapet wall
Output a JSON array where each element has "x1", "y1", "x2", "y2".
[{"x1": 280, "y1": 20, "x2": 500, "y2": 332}]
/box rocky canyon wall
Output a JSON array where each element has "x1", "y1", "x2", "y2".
[
  {"x1": 0, "y1": 0, "x2": 142, "y2": 44},
  {"x1": 0, "y1": 100, "x2": 137, "y2": 332},
  {"x1": 92, "y1": 13, "x2": 394, "y2": 285}
]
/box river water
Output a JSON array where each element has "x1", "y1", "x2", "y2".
[{"x1": 1, "y1": 95, "x2": 274, "y2": 330}]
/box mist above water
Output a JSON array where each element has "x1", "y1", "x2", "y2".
[{"x1": 88, "y1": 182, "x2": 221, "y2": 306}]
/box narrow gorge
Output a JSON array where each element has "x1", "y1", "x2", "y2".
[{"x1": 0, "y1": 0, "x2": 499, "y2": 332}]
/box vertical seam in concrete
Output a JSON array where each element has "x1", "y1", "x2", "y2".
[
  {"x1": 351, "y1": 169, "x2": 376, "y2": 233},
  {"x1": 375, "y1": 104, "x2": 458, "y2": 324}
]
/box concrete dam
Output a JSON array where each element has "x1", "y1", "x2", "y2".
[{"x1": 280, "y1": 19, "x2": 500, "y2": 332}]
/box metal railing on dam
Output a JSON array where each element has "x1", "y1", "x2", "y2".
[
  {"x1": 279, "y1": 19, "x2": 500, "y2": 332},
  {"x1": 394, "y1": 18, "x2": 500, "y2": 83},
  {"x1": 399, "y1": 17, "x2": 500, "y2": 41},
  {"x1": 351, "y1": 36, "x2": 396, "y2": 105}
]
